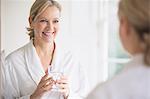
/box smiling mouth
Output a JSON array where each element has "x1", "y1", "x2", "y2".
[{"x1": 42, "y1": 32, "x2": 54, "y2": 36}]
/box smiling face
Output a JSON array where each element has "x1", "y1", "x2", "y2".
[{"x1": 31, "y1": 6, "x2": 60, "y2": 44}]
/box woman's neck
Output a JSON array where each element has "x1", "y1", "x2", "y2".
[{"x1": 33, "y1": 39, "x2": 54, "y2": 56}]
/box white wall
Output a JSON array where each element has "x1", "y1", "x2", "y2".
[
  {"x1": 58, "y1": 1, "x2": 108, "y2": 91},
  {"x1": 2, "y1": 0, "x2": 34, "y2": 56}
]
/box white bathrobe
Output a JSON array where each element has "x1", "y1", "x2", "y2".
[
  {"x1": 2, "y1": 41, "x2": 88, "y2": 99},
  {"x1": 86, "y1": 54, "x2": 150, "y2": 99}
]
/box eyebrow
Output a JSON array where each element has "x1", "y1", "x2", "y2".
[{"x1": 38, "y1": 17, "x2": 60, "y2": 20}]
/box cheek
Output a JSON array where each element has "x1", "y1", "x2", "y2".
[
  {"x1": 119, "y1": 24, "x2": 126, "y2": 48},
  {"x1": 34, "y1": 24, "x2": 45, "y2": 33},
  {"x1": 119, "y1": 24, "x2": 123, "y2": 43},
  {"x1": 55, "y1": 24, "x2": 60, "y2": 31},
  {"x1": 119, "y1": 25, "x2": 131, "y2": 53},
  {"x1": 54, "y1": 24, "x2": 60, "y2": 36}
]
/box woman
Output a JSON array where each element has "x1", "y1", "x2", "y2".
[
  {"x1": 86, "y1": 0, "x2": 150, "y2": 98},
  {"x1": 2, "y1": 0, "x2": 88, "y2": 99}
]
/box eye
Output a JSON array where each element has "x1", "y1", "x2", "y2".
[
  {"x1": 53, "y1": 20, "x2": 59, "y2": 23},
  {"x1": 39, "y1": 19, "x2": 48, "y2": 23}
]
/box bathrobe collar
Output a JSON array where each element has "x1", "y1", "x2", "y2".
[{"x1": 24, "y1": 40, "x2": 57, "y2": 85}]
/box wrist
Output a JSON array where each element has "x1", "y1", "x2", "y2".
[{"x1": 30, "y1": 93, "x2": 41, "y2": 99}]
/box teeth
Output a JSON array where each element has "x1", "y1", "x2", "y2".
[
  {"x1": 42, "y1": 32, "x2": 55, "y2": 36},
  {"x1": 45, "y1": 33, "x2": 50, "y2": 36},
  {"x1": 43, "y1": 32, "x2": 50, "y2": 36}
]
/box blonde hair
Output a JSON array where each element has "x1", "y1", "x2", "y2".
[
  {"x1": 119, "y1": 0, "x2": 150, "y2": 66},
  {"x1": 27, "y1": 0, "x2": 61, "y2": 40}
]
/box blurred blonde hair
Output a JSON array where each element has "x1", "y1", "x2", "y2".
[
  {"x1": 27, "y1": 0, "x2": 61, "y2": 40},
  {"x1": 119, "y1": 0, "x2": 150, "y2": 65}
]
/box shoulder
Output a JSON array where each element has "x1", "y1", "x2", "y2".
[
  {"x1": 87, "y1": 66, "x2": 146, "y2": 99},
  {"x1": 6, "y1": 42, "x2": 30, "y2": 63},
  {"x1": 87, "y1": 70, "x2": 128, "y2": 98},
  {"x1": 86, "y1": 81, "x2": 111, "y2": 99}
]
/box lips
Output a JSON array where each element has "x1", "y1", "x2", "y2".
[{"x1": 42, "y1": 32, "x2": 54, "y2": 36}]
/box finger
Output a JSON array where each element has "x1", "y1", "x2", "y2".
[
  {"x1": 57, "y1": 83, "x2": 68, "y2": 89},
  {"x1": 58, "y1": 88, "x2": 69, "y2": 95},
  {"x1": 57, "y1": 79, "x2": 68, "y2": 84},
  {"x1": 42, "y1": 77, "x2": 54, "y2": 87},
  {"x1": 42, "y1": 83, "x2": 53, "y2": 92},
  {"x1": 41, "y1": 74, "x2": 52, "y2": 81},
  {"x1": 39, "y1": 74, "x2": 49, "y2": 85},
  {"x1": 39, "y1": 77, "x2": 54, "y2": 88}
]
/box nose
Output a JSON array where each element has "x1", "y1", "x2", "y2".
[{"x1": 46, "y1": 22, "x2": 54, "y2": 32}]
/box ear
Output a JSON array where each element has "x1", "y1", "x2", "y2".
[{"x1": 28, "y1": 17, "x2": 33, "y2": 28}]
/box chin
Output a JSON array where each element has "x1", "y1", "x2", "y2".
[
  {"x1": 45, "y1": 39, "x2": 54, "y2": 44},
  {"x1": 126, "y1": 49, "x2": 139, "y2": 56}
]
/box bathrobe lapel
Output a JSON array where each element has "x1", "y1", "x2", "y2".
[{"x1": 24, "y1": 41, "x2": 45, "y2": 85}]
